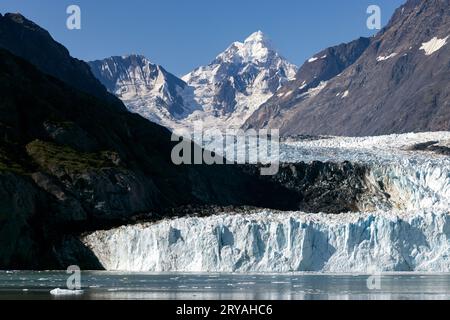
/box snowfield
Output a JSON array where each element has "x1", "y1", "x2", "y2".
[{"x1": 83, "y1": 132, "x2": 450, "y2": 272}]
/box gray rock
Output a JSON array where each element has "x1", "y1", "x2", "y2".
[{"x1": 244, "y1": 0, "x2": 450, "y2": 136}]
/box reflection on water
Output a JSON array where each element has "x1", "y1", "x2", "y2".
[{"x1": 0, "y1": 271, "x2": 449, "y2": 300}]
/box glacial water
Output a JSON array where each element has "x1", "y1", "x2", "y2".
[{"x1": 1, "y1": 271, "x2": 450, "y2": 300}]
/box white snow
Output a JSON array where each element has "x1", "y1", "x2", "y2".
[
  {"x1": 420, "y1": 36, "x2": 448, "y2": 55},
  {"x1": 308, "y1": 57, "x2": 318, "y2": 63},
  {"x1": 285, "y1": 90, "x2": 294, "y2": 97},
  {"x1": 89, "y1": 55, "x2": 201, "y2": 130},
  {"x1": 298, "y1": 81, "x2": 327, "y2": 98},
  {"x1": 177, "y1": 31, "x2": 298, "y2": 130},
  {"x1": 342, "y1": 90, "x2": 349, "y2": 98},
  {"x1": 299, "y1": 81, "x2": 307, "y2": 90},
  {"x1": 376, "y1": 53, "x2": 398, "y2": 62}
]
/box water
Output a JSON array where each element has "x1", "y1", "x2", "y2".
[{"x1": 1, "y1": 271, "x2": 450, "y2": 300}]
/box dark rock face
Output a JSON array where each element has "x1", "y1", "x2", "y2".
[
  {"x1": 244, "y1": 0, "x2": 450, "y2": 136},
  {"x1": 0, "y1": 173, "x2": 44, "y2": 269},
  {"x1": 408, "y1": 140, "x2": 450, "y2": 155},
  {"x1": 242, "y1": 162, "x2": 390, "y2": 214},
  {"x1": 0, "y1": 13, "x2": 126, "y2": 111}
]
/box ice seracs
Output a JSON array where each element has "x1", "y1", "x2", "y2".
[
  {"x1": 420, "y1": 36, "x2": 448, "y2": 55},
  {"x1": 82, "y1": 132, "x2": 450, "y2": 273},
  {"x1": 82, "y1": 209, "x2": 450, "y2": 273}
]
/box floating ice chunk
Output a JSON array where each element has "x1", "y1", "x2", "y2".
[
  {"x1": 420, "y1": 36, "x2": 448, "y2": 55},
  {"x1": 50, "y1": 288, "x2": 84, "y2": 295}
]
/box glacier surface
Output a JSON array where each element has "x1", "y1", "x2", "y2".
[
  {"x1": 82, "y1": 132, "x2": 450, "y2": 272},
  {"x1": 82, "y1": 210, "x2": 450, "y2": 272}
]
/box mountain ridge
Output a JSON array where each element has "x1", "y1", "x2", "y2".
[
  {"x1": 0, "y1": 12, "x2": 126, "y2": 112},
  {"x1": 90, "y1": 31, "x2": 297, "y2": 131},
  {"x1": 244, "y1": 0, "x2": 450, "y2": 136}
]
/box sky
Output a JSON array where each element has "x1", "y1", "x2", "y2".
[{"x1": 0, "y1": 0, "x2": 405, "y2": 76}]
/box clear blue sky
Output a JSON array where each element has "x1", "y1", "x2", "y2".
[{"x1": 0, "y1": 0, "x2": 405, "y2": 76}]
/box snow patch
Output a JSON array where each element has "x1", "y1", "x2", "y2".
[
  {"x1": 301, "y1": 81, "x2": 327, "y2": 98},
  {"x1": 308, "y1": 57, "x2": 318, "y2": 63},
  {"x1": 376, "y1": 53, "x2": 398, "y2": 62},
  {"x1": 299, "y1": 81, "x2": 307, "y2": 90},
  {"x1": 420, "y1": 36, "x2": 448, "y2": 55},
  {"x1": 285, "y1": 90, "x2": 294, "y2": 97}
]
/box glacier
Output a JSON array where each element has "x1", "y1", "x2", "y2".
[
  {"x1": 82, "y1": 210, "x2": 450, "y2": 273},
  {"x1": 82, "y1": 132, "x2": 450, "y2": 272}
]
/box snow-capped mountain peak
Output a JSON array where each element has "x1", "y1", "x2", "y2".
[
  {"x1": 90, "y1": 32, "x2": 297, "y2": 132},
  {"x1": 89, "y1": 54, "x2": 198, "y2": 125},
  {"x1": 244, "y1": 30, "x2": 267, "y2": 43},
  {"x1": 180, "y1": 31, "x2": 298, "y2": 128},
  {"x1": 214, "y1": 31, "x2": 275, "y2": 64}
]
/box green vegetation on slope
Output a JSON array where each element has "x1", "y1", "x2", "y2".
[{"x1": 26, "y1": 140, "x2": 117, "y2": 173}]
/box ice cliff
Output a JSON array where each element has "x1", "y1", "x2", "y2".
[
  {"x1": 82, "y1": 210, "x2": 450, "y2": 272},
  {"x1": 82, "y1": 133, "x2": 450, "y2": 272}
]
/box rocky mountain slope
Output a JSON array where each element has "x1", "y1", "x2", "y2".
[
  {"x1": 244, "y1": 0, "x2": 450, "y2": 136},
  {"x1": 0, "y1": 13, "x2": 125, "y2": 112},
  {"x1": 89, "y1": 55, "x2": 200, "y2": 125},
  {"x1": 90, "y1": 31, "x2": 297, "y2": 131}
]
